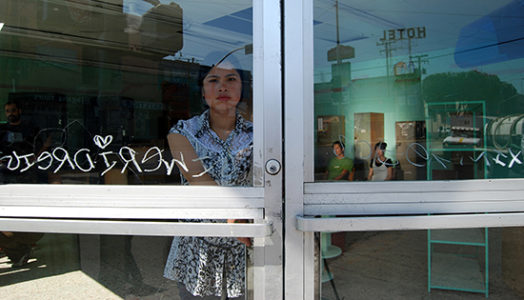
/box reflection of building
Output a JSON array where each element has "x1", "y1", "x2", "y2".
[
  {"x1": 0, "y1": 1, "x2": 210, "y2": 186},
  {"x1": 0, "y1": 0, "x2": 187, "y2": 146},
  {"x1": 8, "y1": 0, "x2": 184, "y2": 60},
  {"x1": 315, "y1": 67, "x2": 424, "y2": 179}
]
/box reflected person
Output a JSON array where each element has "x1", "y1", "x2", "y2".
[
  {"x1": 0, "y1": 100, "x2": 40, "y2": 183},
  {"x1": 0, "y1": 100, "x2": 44, "y2": 266},
  {"x1": 163, "y1": 54, "x2": 252, "y2": 299},
  {"x1": 326, "y1": 141, "x2": 355, "y2": 181},
  {"x1": 368, "y1": 141, "x2": 394, "y2": 181}
]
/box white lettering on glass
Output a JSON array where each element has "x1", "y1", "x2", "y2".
[{"x1": 1, "y1": 135, "x2": 522, "y2": 179}]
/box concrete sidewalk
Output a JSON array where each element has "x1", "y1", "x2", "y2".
[{"x1": 0, "y1": 234, "x2": 180, "y2": 300}]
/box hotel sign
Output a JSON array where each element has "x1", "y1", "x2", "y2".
[{"x1": 379, "y1": 26, "x2": 426, "y2": 42}]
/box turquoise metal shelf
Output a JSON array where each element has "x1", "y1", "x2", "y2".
[
  {"x1": 428, "y1": 228, "x2": 489, "y2": 297},
  {"x1": 425, "y1": 101, "x2": 489, "y2": 297},
  {"x1": 430, "y1": 252, "x2": 487, "y2": 294},
  {"x1": 430, "y1": 228, "x2": 486, "y2": 245}
]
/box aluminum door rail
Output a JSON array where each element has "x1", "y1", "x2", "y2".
[
  {"x1": 0, "y1": 184, "x2": 264, "y2": 219},
  {"x1": 303, "y1": 179, "x2": 524, "y2": 216},
  {"x1": 0, "y1": 184, "x2": 271, "y2": 237},
  {"x1": 0, "y1": 217, "x2": 272, "y2": 237},
  {"x1": 297, "y1": 213, "x2": 524, "y2": 232}
]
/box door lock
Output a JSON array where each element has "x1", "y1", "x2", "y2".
[{"x1": 265, "y1": 159, "x2": 281, "y2": 175}]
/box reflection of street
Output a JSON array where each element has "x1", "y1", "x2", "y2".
[{"x1": 0, "y1": 234, "x2": 181, "y2": 299}]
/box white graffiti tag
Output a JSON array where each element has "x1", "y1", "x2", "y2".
[{"x1": 0, "y1": 135, "x2": 208, "y2": 178}]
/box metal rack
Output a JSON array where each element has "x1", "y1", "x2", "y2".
[
  {"x1": 428, "y1": 228, "x2": 489, "y2": 297},
  {"x1": 425, "y1": 101, "x2": 489, "y2": 297}
]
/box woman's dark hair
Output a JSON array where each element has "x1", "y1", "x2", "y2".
[
  {"x1": 197, "y1": 53, "x2": 252, "y2": 101},
  {"x1": 374, "y1": 141, "x2": 387, "y2": 150},
  {"x1": 332, "y1": 141, "x2": 345, "y2": 150}
]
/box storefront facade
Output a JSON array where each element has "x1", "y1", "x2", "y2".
[{"x1": 1, "y1": 0, "x2": 524, "y2": 299}]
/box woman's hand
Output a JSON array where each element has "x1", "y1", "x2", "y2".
[
  {"x1": 168, "y1": 134, "x2": 252, "y2": 246},
  {"x1": 168, "y1": 133, "x2": 216, "y2": 185},
  {"x1": 227, "y1": 219, "x2": 252, "y2": 247}
]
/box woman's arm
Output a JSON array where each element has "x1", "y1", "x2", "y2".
[
  {"x1": 168, "y1": 132, "x2": 251, "y2": 246},
  {"x1": 367, "y1": 166, "x2": 373, "y2": 181},
  {"x1": 167, "y1": 133, "x2": 216, "y2": 185},
  {"x1": 385, "y1": 166, "x2": 394, "y2": 181}
]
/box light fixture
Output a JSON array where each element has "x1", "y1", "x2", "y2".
[{"x1": 0, "y1": 23, "x2": 4, "y2": 31}]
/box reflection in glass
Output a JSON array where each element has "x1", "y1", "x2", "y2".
[
  {"x1": 0, "y1": 0, "x2": 254, "y2": 186},
  {"x1": 166, "y1": 53, "x2": 253, "y2": 186},
  {"x1": 0, "y1": 1, "x2": 254, "y2": 299},
  {"x1": 314, "y1": 0, "x2": 524, "y2": 182},
  {"x1": 319, "y1": 228, "x2": 524, "y2": 299},
  {"x1": 326, "y1": 141, "x2": 355, "y2": 181},
  {"x1": 163, "y1": 53, "x2": 252, "y2": 299},
  {"x1": 0, "y1": 232, "x2": 251, "y2": 299},
  {"x1": 314, "y1": 0, "x2": 524, "y2": 298},
  {"x1": 0, "y1": 233, "x2": 204, "y2": 298}
]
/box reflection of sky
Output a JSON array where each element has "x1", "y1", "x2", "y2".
[
  {"x1": 123, "y1": 0, "x2": 174, "y2": 16},
  {"x1": 314, "y1": 0, "x2": 524, "y2": 93},
  {"x1": 124, "y1": 0, "x2": 253, "y2": 71},
  {"x1": 176, "y1": 1, "x2": 252, "y2": 71}
]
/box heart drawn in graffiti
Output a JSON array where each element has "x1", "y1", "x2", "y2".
[{"x1": 93, "y1": 135, "x2": 113, "y2": 150}]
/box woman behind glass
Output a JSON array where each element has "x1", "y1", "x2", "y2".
[
  {"x1": 163, "y1": 54, "x2": 252, "y2": 300},
  {"x1": 368, "y1": 141, "x2": 393, "y2": 181}
]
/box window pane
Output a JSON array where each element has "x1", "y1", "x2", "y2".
[
  {"x1": 0, "y1": 0, "x2": 254, "y2": 186},
  {"x1": 318, "y1": 228, "x2": 524, "y2": 299},
  {"x1": 314, "y1": 0, "x2": 524, "y2": 182},
  {"x1": 0, "y1": 233, "x2": 252, "y2": 299}
]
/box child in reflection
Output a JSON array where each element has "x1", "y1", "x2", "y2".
[
  {"x1": 163, "y1": 53, "x2": 252, "y2": 300},
  {"x1": 368, "y1": 141, "x2": 394, "y2": 181}
]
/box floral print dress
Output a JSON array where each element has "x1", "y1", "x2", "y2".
[{"x1": 164, "y1": 110, "x2": 253, "y2": 298}]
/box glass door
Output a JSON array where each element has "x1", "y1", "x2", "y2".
[
  {"x1": 0, "y1": 1, "x2": 282, "y2": 299},
  {"x1": 284, "y1": 0, "x2": 524, "y2": 299}
]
